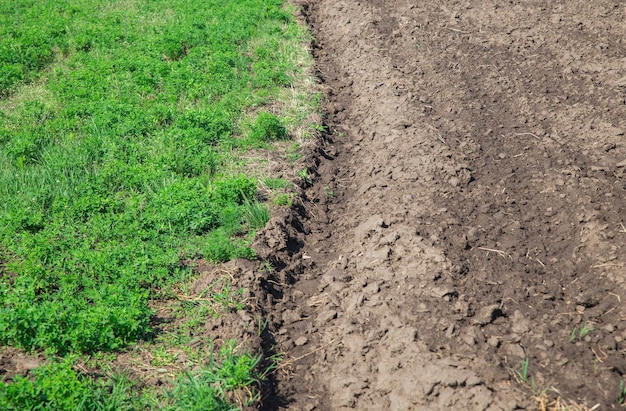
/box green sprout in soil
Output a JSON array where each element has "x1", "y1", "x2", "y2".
[
  {"x1": 510, "y1": 357, "x2": 548, "y2": 398},
  {"x1": 569, "y1": 323, "x2": 595, "y2": 343},
  {"x1": 513, "y1": 357, "x2": 530, "y2": 384},
  {"x1": 619, "y1": 380, "x2": 626, "y2": 405}
]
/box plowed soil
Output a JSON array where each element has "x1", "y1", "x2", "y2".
[{"x1": 256, "y1": 0, "x2": 626, "y2": 409}]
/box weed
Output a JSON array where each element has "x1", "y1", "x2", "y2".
[
  {"x1": 213, "y1": 286, "x2": 246, "y2": 313},
  {"x1": 151, "y1": 347, "x2": 178, "y2": 367},
  {"x1": 259, "y1": 261, "x2": 275, "y2": 273},
  {"x1": 312, "y1": 124, "x2": 327, "y2": 133},
  {"x1": 286, "y1": 142, "x2": 302, "y2": 162},
  {"x1": 324, "y1": 185, "x2": 334, "y2": 197},
  {"x1": 297, "y1": 168, "x2": 312, "y2": 184},
  {"x1": 168, "y1": 340, "x2": 263, "y2": 410},
  {"x1": 250, "y1": 112, "x2": 287, "y2": 142},
  {"x1": 176, "y1": 276, "x2": 247, "y2": 320},
  {"x1": 243, "y1": 200, "x2": 270, "y2": 230},
  {"x1": 619, "y1": 380, "x2": 626, "y2": 405},
  {"x1": 272, "y1": 192, "x2": 294, "y2": 207},
  {"x1": 264, "y1": 177, "x2": 291, "y2": 190}
]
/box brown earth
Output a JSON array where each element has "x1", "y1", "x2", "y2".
[{"x1": 256, "y1": 0, "x2": 626, "y2": 409}]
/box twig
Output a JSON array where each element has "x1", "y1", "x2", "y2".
[
  {"x1": 592, "y1": 263, "x2": 621, "y2": 268},
  {"x1": 591, "y1": 346, "x2": 605, "y2": 363},
  {"x1": 477, "y1": 246, "x2": 511, "y2": 259},
  {"x1": 276, "y1": 339, "x2": 337, "y2": 370},
  {"x1": 515, "y1": 132, "x2": 541, "y2": 140},
  {"x1": 608, "y1": 292, "x2": 621, "y2": 303},
  {"x1": 603, "y1": 306, "x2": 617, "y2": 316}
]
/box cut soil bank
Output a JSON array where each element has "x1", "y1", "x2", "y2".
[{"x1": 261, "y1": 0, "x2": 626, "y2": 409}]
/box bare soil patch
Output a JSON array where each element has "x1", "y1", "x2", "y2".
[{"x1": 262, "y1": 0, "x2": 626, "y2": 409}]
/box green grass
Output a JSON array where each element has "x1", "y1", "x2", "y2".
[
  {"x1": 0, "y1": 0, "x2": 317, "y2": 408},
  {"x1": 0, "y1": 343, "x2": 262, "y2": 410}
]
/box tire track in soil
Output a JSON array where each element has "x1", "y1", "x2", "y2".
[{"x1": 260, "y1": 1, "x2": 626, "y2": 409}]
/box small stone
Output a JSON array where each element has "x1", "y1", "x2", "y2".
[
  {"x1": 487, "y1": 336, "x2": 500, "y2": 347},
  {"x1": 511, "y1": 310, "x2": 530, "y2": 334},
  {"x1": 282, "y1": 309, "x2": 303, "y2": 324},
  {"x1": 431, "y1": 286, "x2": 455, "y2": 298},
  {"x1": 461, "y1": 328, "x2": 477, "y2": 346},
  {"x1": 237, "y1": 310, "x2": 252, "y2": 323},
  {"x1": 295, "y1": 337, "x2": 308, "y2": 347},
  {"x1": 502, "y1": 343, "x2": 525, "y2": 359},
  {"x1": 472, "y1": 304, "x2": 504, "y2": 326},
  {"x1": 317, "y1": 310, "x2": 338, "y2": 323},
  {"x1": 364, "y1": 282, "x2": 380, "y2": 296},
  {"x1": 466, "y1": 375, "x2": 483, "y2": 387},
  {"x1": 544, "y1": 339, "x2": 554, "y2": 347},
  {"x1": 355, "y1": 215, "x2": 385, "y2": 239}
]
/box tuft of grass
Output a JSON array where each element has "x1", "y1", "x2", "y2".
[
  {"x1": 263, "y1": 177, "x2": 291, "y2": 190},
  {"x1": 297, "y1": 168, "x2": 312, "y2": 184},
  {"x1": 250, "y1": 112, "x2": 288, "y2": 142},
  {"x1": 168, "y1": 340, "x2": 263, "y2": 410},
  {"x1": 272, "y1": 192, "x2": 294, "y2": 207},
  {"x1": 243, "y1": 199, "x2": 270, "y2": 230}
]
